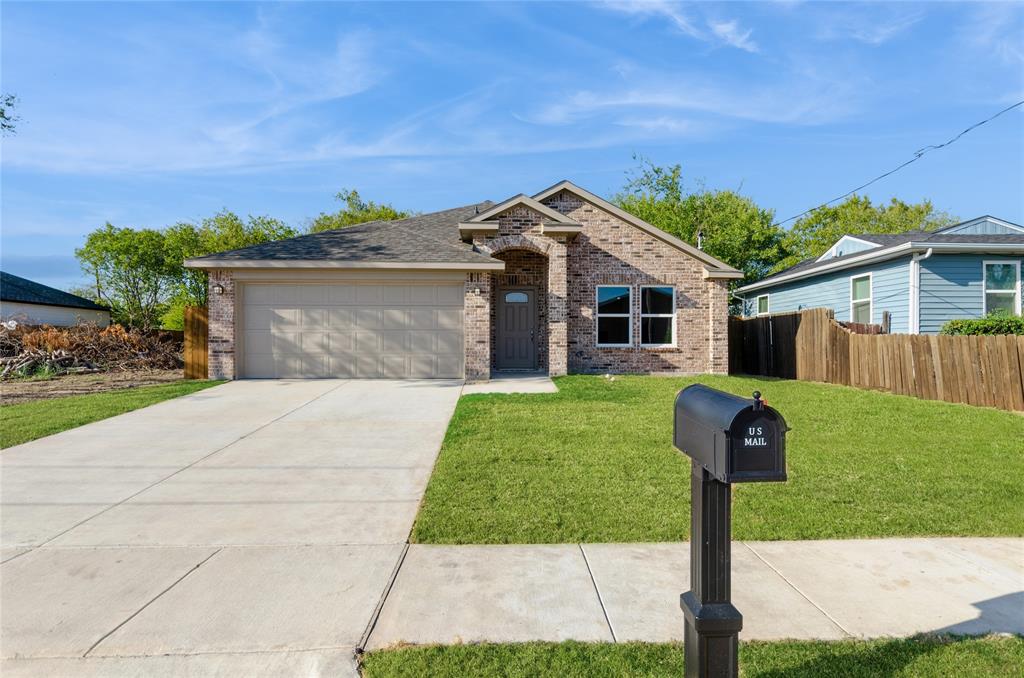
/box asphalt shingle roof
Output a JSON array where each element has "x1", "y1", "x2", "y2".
[
  {"x1": 756, "y1": 231, "x2": 1024, "y2": 286},
  {"x1": 1, "y1": 271, "x2": 108, "y2": 311},
  {"x1": 187, "y1": 203, "x2": 497, "y2": 265}
]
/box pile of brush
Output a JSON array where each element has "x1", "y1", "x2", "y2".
[{"x1": 0, "y1": 322, "x2": 183, "y2": 379}]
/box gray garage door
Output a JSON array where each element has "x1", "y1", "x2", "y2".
[{"x1": 241, "y1": 283, "x2": 464, "y2": 378}]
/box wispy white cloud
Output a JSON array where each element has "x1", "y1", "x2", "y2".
[
  {"x1": 598, "y1": 1, "x2": 758, "y2": 52},
  {"x1": 957, "y1": 3, "x2": 1024, "y2": 64},
  {"x1": 708, "y1": 19, "x2": 759, "y2": 53},
  {"x1": 814, "y1": 9, "x2": 922, "y2": 45}
]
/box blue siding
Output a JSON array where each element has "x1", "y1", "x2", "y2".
[
  {"x1": 919, "y1": 254, "x2": 1023, "y2": 333},
  {"x1": 744, "y1": 257, "x2": 911, "y2": 332},
  {"x1": 943, "y1": 220, "x2": 1024, "y2": 236}
]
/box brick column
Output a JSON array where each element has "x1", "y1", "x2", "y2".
[
  {"x1": 208, "y1": 269, "x2": 236, "y2": 380},
  {"x1": 707, "y1": 278, "x2": 729, "y2": 374},
  {"x1": 464, "y1": 272, "x2": 491, "y2": 381},
  {"x1": 547, "y1": 238, "x2": 568, "y2": 376}
]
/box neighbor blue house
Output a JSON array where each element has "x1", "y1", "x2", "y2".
[{"x1": 736, "y1": 216, "x2": 1023, "y2": 334}]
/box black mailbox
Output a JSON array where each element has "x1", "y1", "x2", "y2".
[{"x1": 674, "y1": 384, "x2": 788, "y2": 484}]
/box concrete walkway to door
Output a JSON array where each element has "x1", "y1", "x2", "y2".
[{"x1": 1, "y1": 379, "x2": 463, "y2": 677}]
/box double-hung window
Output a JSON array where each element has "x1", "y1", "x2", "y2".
[
  {"x1": 596, "y1": 286, "x2": 632, "y2": 346},
  {"x1": 850, "y1": 274, "x2": 872, "y2": 324},
  {"x1": 756, "y1": 294, "x2": 770, "y2": 317},
  {"x1": 640, "y1": 286, "x2": 675, "y2": 346},
  {"x1": 983, "y1": 261, "x2": 1021, "y2": 315}
]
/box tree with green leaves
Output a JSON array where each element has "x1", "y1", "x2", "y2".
[
  {"x1": 162, "y1": 211, "x2": 299, "y2": 327},
  {"x1": 614, "y1": 159, "x2": 787, "y2": 285},
  {"x1": 1, "y1": 93, "x2": 19, "y2": 135},
  {"x1": 776, "y1": 196, "x2": 957, "y2": 271},
  {"x1": 75, "y1": 223, "x2": 177, "y2": 330},
  {"x1": 308, "y1": 189, "x2": 410, "y2": 233}
]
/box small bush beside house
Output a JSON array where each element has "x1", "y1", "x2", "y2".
[{"x1": 940, "y1": 313, "x2": 1024, "y2": 335}]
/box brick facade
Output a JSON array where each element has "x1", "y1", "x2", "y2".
[
  {"x1": 207, "y1": 269, "x2": 236, "y2": 380},
  {"x1": 464, "y1": 272, "x2": 491, "y2": 381},
  {"x1": 471, "y1": 192, "x2": 730, "y2": 376}
]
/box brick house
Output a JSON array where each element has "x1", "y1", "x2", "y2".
[{"x1": 186, "y1": 180, "x2": 741, "y2": 381}]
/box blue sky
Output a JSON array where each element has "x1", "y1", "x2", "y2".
[{"x1": 2, "y1": 1, "x2": 1022, "y2": 290}]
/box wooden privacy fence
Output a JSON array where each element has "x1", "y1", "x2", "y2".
[
  {"x1": 729, "y1": 308, "x2": 1024, "y2": 412},
  {"x1": 183, "y1": 305, "x2": 208, "y2": 380}
]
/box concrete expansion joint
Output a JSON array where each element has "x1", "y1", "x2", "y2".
[
  {"x1": 741, "y1": 542, "x2": 854, "y2": 638},
  {"x1": 83, "y1": 548, "x2": 224, "y2": 658},
  {"x1": 357, "y1": 542, "x2": 411, "y2": 653},
  {"x1": 579, "y1": 544, "x2": 617, "y2": 642}
]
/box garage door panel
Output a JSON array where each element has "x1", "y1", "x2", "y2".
[
  {"x1": 381, "y1": 309, "x2": 409, "y2": 329},
  {"x1": 327, "y1": 286, "x2": 357, "y2": 304},
  {"x1": 241, "y1": 283, "x2": 463, "y2": 379},
  {"x1": 436, "y1": 308, "x2": 462, "y2": 330},
  {"x1": 299, "y1": 308, "x2": 326, "y2": 328},
  {"x1": 355, "y1": 331, "x2": 381, "y2": 353},
  {"x1": 356, "y1": 286, "x2": 383, "y2": 305},
  {"x1": 327, "y1": 309, "x2": 355, "y2": 329},
  {"x1": 382, "y1": 286, "x2": 410, "y2": 304},
  {"x1": 245, "y1": 308, "x2": 274, "y2": 331},
  {"x1": 437, "y1": 356, "x2": 461, "y2": 377},
  {"x1": 410, "y1": 332, "x2": 434, "y2": 353},
  {"x1": 329, "y1": 332, "x2": 355, "y2": 351},
  {"x1": 436, "y1": 331, "x2": 462, "y2": 354},
  {"x1": 436, "y1": 286, "x2": 463, "y2": 305},
  {"x1": 297, "y1": 285, "x2": 328, "y2": 305},
  {"x1": 356, "y1": 309, "x2": 381, "y2": 329}
]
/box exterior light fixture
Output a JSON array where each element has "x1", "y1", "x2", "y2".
[{"x1": 212, "y1": 283, "x2": 225, "y2": 295}]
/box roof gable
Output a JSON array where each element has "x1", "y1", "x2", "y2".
[
  {"x1": 816, "y1": 235, "x2": 881, "y2": 261},
  {"x1": 467, "y1": 194, "x2": 578, "y2": 225},
  {"x1": 531, "y1": 180, "x2": 741, "y2": 277},
  {"x1": 935, "y1": 215, "x2": 1024, "y2": 235}
]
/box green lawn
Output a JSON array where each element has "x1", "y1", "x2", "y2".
[
  {"x1": 0, "y1": 380, "x2": 224, "y2": 448},
  {"x1": 412, "y1": 375, "x2": 1024, "y2": 543},
  {"x1": 362, "y1": 637, "x2": 1024, "y2": 678}
]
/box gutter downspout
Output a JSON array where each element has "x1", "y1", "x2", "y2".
[{"x1": 909, "y1": 248, "x2": 933, "y2": 334}]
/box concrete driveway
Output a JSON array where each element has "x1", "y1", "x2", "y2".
[{"x1": 1, "y1": 379, "x2": 463, "y2": 677}]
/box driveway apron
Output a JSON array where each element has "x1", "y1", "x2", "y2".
[{"x1": 1, "y1": 379, "x2": 463, "y2": 676}]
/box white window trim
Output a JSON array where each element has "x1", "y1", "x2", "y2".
[
  {"x1": 756, "y1": 294, "x2": 770, "y2": 317},
  {"x1": 640, "y1": 285, "x2": 676, "y2": 348},
  {"x1": 849, "y1": 273, "x2": 873, "y2": 324},
  {"x1": 982, "y1": 260, "x2": 1022, "y2": 315},
  {"x1": 595, "y1": 285, "x2": 633, "y2": 348}
]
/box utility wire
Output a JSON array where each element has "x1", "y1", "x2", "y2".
[{"x1": 774, "y1": 99, "x2": 1024, "y2": 227}]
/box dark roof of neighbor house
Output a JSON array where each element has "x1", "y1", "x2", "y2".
[
  {"x1": 750, "y1": 231, "x2": 1024, "y2": 289},
  {"x1": 186, "y1": 203, "x2": 498, "y2": 266},
  {"x1": 0, "y1": 271, "x2": 108, "y2": 311}
]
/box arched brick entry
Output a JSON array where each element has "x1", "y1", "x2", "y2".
[{"x1": 492, "y1": 248, "x2": 549, "y2": 372}]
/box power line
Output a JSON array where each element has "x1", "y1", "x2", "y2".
[{"x1": 774, "y1": 99, "x2": 1024, "y2": 228}]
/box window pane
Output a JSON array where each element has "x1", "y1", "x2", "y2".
[
  {"x1": 597, "y1": 316, "x2": 630, "y2": 345},
  {"x1": 757, "y1": 296, "x2": 769, "y2": 314},
  {"x1": 985, "y1": 264, "x2": 1017, "y2": 291},
  {"x1": 985, "y1": 293, "x2": 1015, "y2": 315},
  {"x1": 641, "y1": 286, "x2": 673, "y2": 314},
  {"x1": 852, "y1": 300, "x2": 871, "y2": 324},
  {"x1": 642, "y1": 317, "x2": 673, "y2": 345},
  {"x1": 597, "y1": 287, "x2": 630, "y2": 314},
  {"x1": 852, "y1": 276, "x2": 870, "y2": 301},
  {"x1": 504, "y1": 292, "x2": 528, "y2": 303}
]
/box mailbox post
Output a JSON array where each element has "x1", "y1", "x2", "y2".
[{"x1": 673, "y1": 385, "x2": 789, "y2": 678}]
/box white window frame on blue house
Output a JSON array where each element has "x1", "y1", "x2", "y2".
[
  {"x1": 849, "y1": 273, "x2": 873, "y2": 324},
  {"x1": 982, "y1": 260, "x2": 1021, "y2": 315},
  {"x1": 756, "y1": 294, "x2": 770, "y2": 316}
]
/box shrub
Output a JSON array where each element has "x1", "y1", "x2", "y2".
[{"x1": 939, "y1": 312, "x2": 1024, "y2": 336}]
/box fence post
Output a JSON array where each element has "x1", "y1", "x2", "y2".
[{"x1": 183, "y1": 306, "x2": 209, "y2": 380}]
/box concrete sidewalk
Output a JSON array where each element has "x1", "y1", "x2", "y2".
[{"x1": 366, "y1": 537, "x2": 1024, "y2": 650}]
